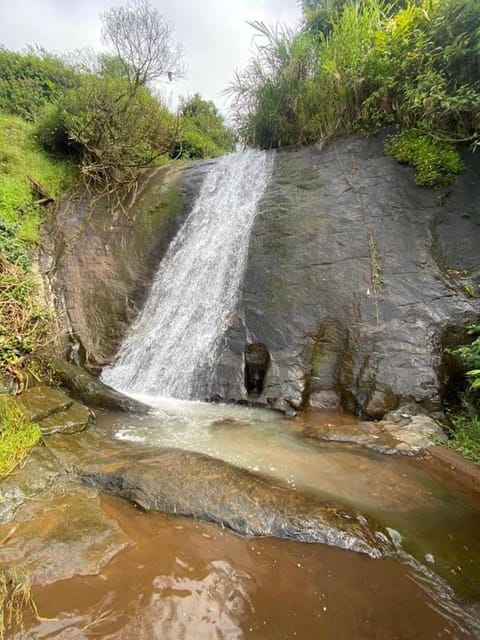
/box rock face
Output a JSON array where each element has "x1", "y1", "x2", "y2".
[
  {"x1": 0, "y1": 483, "x2": 131, "y2": 585},
  {"x1": 43, "y1": 160, "x2": 215, "y2": 371},
  {"x1": 46, "y1": 135, "x2": 480, "y2": 417},
  {"x1": 208, "y1": 135, "x2": 480, "y2": 417},
  {"x1": 75, "y1": 448, "x2": 387, "y2": 557},
  {"x1": 16, "y1": 384, "x2": 95, "y2": 435}
]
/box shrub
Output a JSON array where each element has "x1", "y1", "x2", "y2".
[
  {"x1": 446, "y1": 414, "x2": 480, "y2": 465},
  {"x1": 385, "y1": 129, "x2": 464, "y2": 186},
  {"x1": 0, "y1": 47, "x2": 76, "y2": 121},
  {"x1": 229, "y1": 0, "x2": 480, "y2": 162},
  {"x1": 454, "y1": 325, "x2": 480, "y2": 398}
]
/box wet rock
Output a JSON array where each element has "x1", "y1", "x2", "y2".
[
  {"x1": 309, "y1": 389, "x2": 341, "y2": 409},
  {"x1": 16, "y1": 385, "x2": 73, "y2": 422},
  {"x1": 363, "y1": 388, "x2": 400, "y2": 420},
  {"x1": 43, "y1": 160, "x2": 214, "y2": 369},
  {"x1": 50, "y1": 359, "x2": 148, "y2": 413},
  {"x1": 0, "y1": 483, "x2": 131, "y2": 585},
  {"x1": 78, "y1": 448, "x2": 388, "y2": 558},
  {"x1": 39, "y1": 401, "x2": 95, "y2": 435},
  {"x1": 208, "y1": 135, "x2": 480, "y2": 417},
  {"x1": 295, "y1": 409, "x2": 446, "y2": 456},
  {"x1": 0, "y1": 443, "x2": 64, "y2": 525},
  {"x1": 45, "y1": 134, "x2": 480, "y2": 417},
  {"x1": 15, "y1": 383, "x2": 94, "y2": 435},
  {"x1": 268, "y1": 397, "x2": 297, "y2": 418}
]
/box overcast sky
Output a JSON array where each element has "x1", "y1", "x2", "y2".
[{"x1": 0, "y1": 0, "x2": 302, "y2": 114}]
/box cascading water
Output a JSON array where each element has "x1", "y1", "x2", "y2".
[{"x1": 101, "y1": 149, "x2": 273, "y2": 399}]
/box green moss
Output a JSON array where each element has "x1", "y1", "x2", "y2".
[
  {"x1": 385, "y1": 129, "x2": 464, "y2": 187},
  {"x1": 0, "y1": 394, "x2": 41, "y2": 478}
]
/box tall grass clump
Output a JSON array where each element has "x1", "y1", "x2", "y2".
[
  {"x1": 0, "y1": 570, "x2": 38, "y2": 639},
  {"x1": 228, "y1": 0, "x2": 479, "y2": 183}
]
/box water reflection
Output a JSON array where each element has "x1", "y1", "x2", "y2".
[{"x1": 22, "y1": 499, "x2": 478, "y2": 639}]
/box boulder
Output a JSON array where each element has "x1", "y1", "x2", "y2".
[
  {"x1": 0, "y1": 483, "x2": 131, "y2": 585},
  {"x1": 77, "y1": 447, "x2": 389, "y2": 558},
  {"x1": 15, "y1": 383, "x2": 94, "y2": 435},
  {"x1": 50, "y1": 359, "x2": 149, "y2": 413}
]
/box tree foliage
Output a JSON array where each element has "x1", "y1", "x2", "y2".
[
  {"x1": 0, "y1": 47, "x2": 77, "y2": 120},
  {"x1": 38, "y1": 75, "x2": 179, "y2": 197},
  {"x1": 175, "y1": 93, "x2": 236, "y2": 159}
]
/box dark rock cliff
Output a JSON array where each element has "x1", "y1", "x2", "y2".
[
  {"x1": 209, "y1": 134, "x2": 480, "y2": 417},
  {"x1": 45, "y1": 134, "x2": 480, "y2": 418}
]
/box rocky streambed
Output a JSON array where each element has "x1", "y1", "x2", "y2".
[{"x1": 1, "y1": 379, "x2": 480, "y2": 637}]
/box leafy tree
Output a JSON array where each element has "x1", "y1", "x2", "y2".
[
  {"x1": 175, "y1": 93, "x2": 235, "y2": 158},
  {"x1": 100, "y1": 0, "x2": 185, "y2": 91},
  {"x1": 36, "y1": 0, "x2": 188, "y2": 202},
  {"x1": 39, "y1": 74, "x2": 178, "y2": 200}
]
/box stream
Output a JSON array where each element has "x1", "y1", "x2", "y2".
[{"x1": 18, "y1": 402, "x2": 480, "y2": 639}]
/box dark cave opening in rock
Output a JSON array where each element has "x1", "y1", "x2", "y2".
[{"x1": 244, "y1": 343, "x2": 270, "y2": 396}]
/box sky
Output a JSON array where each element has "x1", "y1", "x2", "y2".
[{"x1": 0, "y1": 0, "x2": 302, "y2": 114}]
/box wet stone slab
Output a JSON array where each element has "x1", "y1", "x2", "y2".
[
  {"x1": 292, "y1": 409, "x2": 447, "y2": 456},
  {"x1": 0, "y1": 482, "x2": 131, "y2": 585}
]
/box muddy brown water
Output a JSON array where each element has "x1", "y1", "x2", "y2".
[
  {"x1": 15, "y1": 403, "x2": 480, "y2": 638},
  {"x1": 18, "y1": 497, "x2": 476, "y2": 639}
]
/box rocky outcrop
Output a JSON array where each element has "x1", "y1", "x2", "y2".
[
  {"x1": 43, "y1": 160, "x2": 215, "y2": 371},
  {"x1": 50, "y1": 359, "x2": 148, "y2": 413},
  {"x1": 16, "y1": 384, "x2": 94, "y2": 435},
  {"x1": 209, "y1": 135, "x2": 480, "y2": 417},
  {"x1": 0, "y1": 483, "x2": 131, "y2": 584},
  {"x1": 39, "y1": 429, "x2": 386, "y2": 558},
  {"x1": 45, "y1": 135, "x2": 480, "y2": 418}
]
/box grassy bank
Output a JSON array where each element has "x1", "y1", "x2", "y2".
[
  {"x1": 0, "y1": 395, "x2": 40, "y2": 479},
  {"x1": 0, "y1": 113, "x2": 75, "y2": 375},
  {"x1": 0, "y1": 112, "x2": 75, "y2": 474}
]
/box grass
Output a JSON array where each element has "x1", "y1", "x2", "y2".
[
  {"x1": 446, "y1": 414, "x2": 480, "y2": 465},
  {"x1": 0, "y1": 112, "x2": 76, "y2": 248},
  {"x1": 0, "y1": 395, "x2": 41, "y2": 479},
  {"x1": 0, "y1": 570, "x2": 38, "y2": 639}
]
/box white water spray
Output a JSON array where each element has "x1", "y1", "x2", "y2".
[{"x1": 102, "y1": 150, "x2": 273, "y2": 399}]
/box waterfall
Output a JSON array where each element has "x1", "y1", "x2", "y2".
[{"x1": 101, "y1": 149, "x2": 273, "y2": 400}]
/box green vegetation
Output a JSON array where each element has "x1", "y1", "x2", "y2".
[
  {"x1": 0, "y1": 113, "x2": 76, "y2": 249},
  {"x1": 0, "y1": 395, "x2": 41, "y2": 478},
  {"x1": 228, "y1": 0, "x2": 479, "y2": 185},
  {"x1": 385, "y1": 129, "x2": 464, "y2": 186},
  {"x1": 446, "y1": 325, "x2": 480, "y2": 464},
  {"x1": 454, "y1": 324, "x2": 480, "y2": 397},
  {"x1": 176, "y1": 93, "x2": 236, "y2": 159},
  {"x1": 446, "y1": 414, "x2": 480, "y2": 465},
  {"x1": 0, "y1": 46, "x2": 77, "y2": 121},
  {"x1": 0, "y1": 113, "x2": 71, "y2": 371}
]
